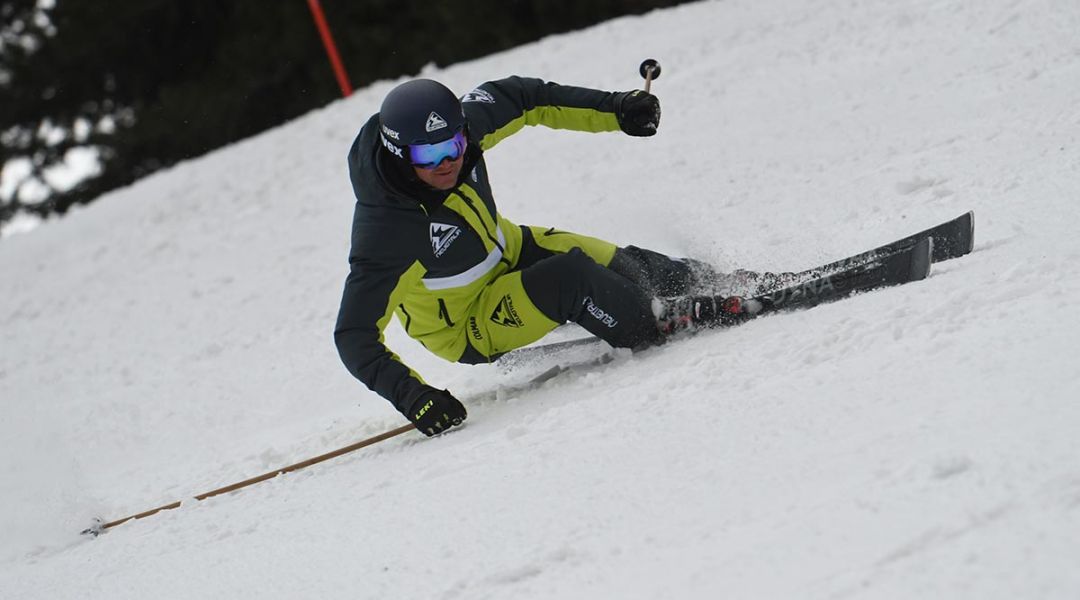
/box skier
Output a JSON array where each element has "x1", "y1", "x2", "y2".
[{"x1": 335, "y1": 76, "x2": 759, "y2": 437}]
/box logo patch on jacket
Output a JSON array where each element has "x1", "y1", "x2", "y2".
[
  {"x1": 429, "y1": 221, "x2": 460, "y2": 256},
  {"x1": 426, "y1": 112, "x2": 448, "y2": 132},
  {"x1": 461, "y1": 88, "x2": 495, "y2": 104},
  {"x1": 490, "y1": 294, "x2": 524, "y2": 328},
  {"x1": 430, "y1": 223, "x2": 461, "y2": 258}
]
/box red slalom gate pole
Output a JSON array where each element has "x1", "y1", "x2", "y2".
[{"x1": 307, "y1": 0, "x2": 353, "y2": 97}]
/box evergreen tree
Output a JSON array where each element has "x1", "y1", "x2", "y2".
[{"x1": 0, "y1": 0, "x2": 686, "y2": 233}]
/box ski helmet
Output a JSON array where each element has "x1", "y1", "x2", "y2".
[{"x1": 378, "y1": 79, "x2": 466, "y2": 162}]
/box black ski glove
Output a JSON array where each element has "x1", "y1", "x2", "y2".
[
  {"x1": 407, "y1": 387, "x2": 467, "y2": 437},
  {"x1": 613, "y1": 90, "x2": 661, "y2": 137}
]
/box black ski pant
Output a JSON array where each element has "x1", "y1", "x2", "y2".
[{"x1": 517, "y1": 226, "x2": 710, "y2": 350}]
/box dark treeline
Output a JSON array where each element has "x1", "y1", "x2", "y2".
[{"x1": 0, "y1": 0, "x2": 688, "y2": 231}]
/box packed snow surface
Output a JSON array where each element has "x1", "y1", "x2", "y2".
[{"x1": 3, "y1": 0, "x2": 1079, "y2": 597}]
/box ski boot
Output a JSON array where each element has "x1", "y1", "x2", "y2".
[{"x1": 652, "y1": 294, "x2": 764, "y2": 335}]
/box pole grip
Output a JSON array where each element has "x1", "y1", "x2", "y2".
[{"x1": 638, "y1": 59, "x2": 661, "y2": 94}]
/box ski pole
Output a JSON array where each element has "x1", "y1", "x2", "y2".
[
  {"x1": 639, "y1": 58, "x2": 662, "y2": 93},
  {"x1": 82, "y1": 422, "x2": 417, "y2": 536}
]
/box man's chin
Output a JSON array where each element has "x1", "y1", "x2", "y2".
[
  {"x1": 433, "y1": 170, "x2": 459, "y2": 189},
  {"x1": 414, "y1": 161, "x2": 462, "y2": 190}
]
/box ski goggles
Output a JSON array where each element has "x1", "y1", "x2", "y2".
[{"x1": 409, "y1": 130, "x2": 467, "y2": 169}]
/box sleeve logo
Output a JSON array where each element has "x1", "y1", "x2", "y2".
[{"x1": 461, "y1": 88, "x2": 495, "y2": 104}]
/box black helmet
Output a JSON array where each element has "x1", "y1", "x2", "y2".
[{"x1": 378, "y1": 79, "x2": 466, "y2": 160}]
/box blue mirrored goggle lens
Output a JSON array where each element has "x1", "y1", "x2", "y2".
[{"x1": 409, "y1": 130, "x2": 466, "y2": 168}]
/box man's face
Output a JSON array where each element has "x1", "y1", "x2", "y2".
[{"x1": 413, "y1": 153, "x2": 465, "y2": 191}]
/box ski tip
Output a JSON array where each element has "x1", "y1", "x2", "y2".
[
  {"x1": 910, "y1": 237, "x2": 933, "y2": 282},
  {"x1": 952, "y1": 210, "x2": 975, "y2": 257},
  {"x1": 964, "y1": 210, "x2": 975, "y2": 254}
]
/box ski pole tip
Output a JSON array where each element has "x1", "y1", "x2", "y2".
[{"x1": 81, "y1": 517, "x2": 105, "y2": 538}]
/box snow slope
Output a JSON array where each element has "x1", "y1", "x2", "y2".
[{"x1": 3, "y1": 0, "x2": 1079, "y2": 597}]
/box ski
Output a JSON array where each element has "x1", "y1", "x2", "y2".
[
  {"x1": 497, "y1": 335, "x2": 607, "y2": 364},
  {"x1": 503, "y1": 237, "x2": 933, "y2": 363},
  {"x1": 731, "y1": 236, "x2": 933, "y2": 321},
  {"x1": 503, "y1": 213, "x2": 960, "y2": 363},
  {"x1": 792, "y1": 211, "x2": 973, "y2": 281}
]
